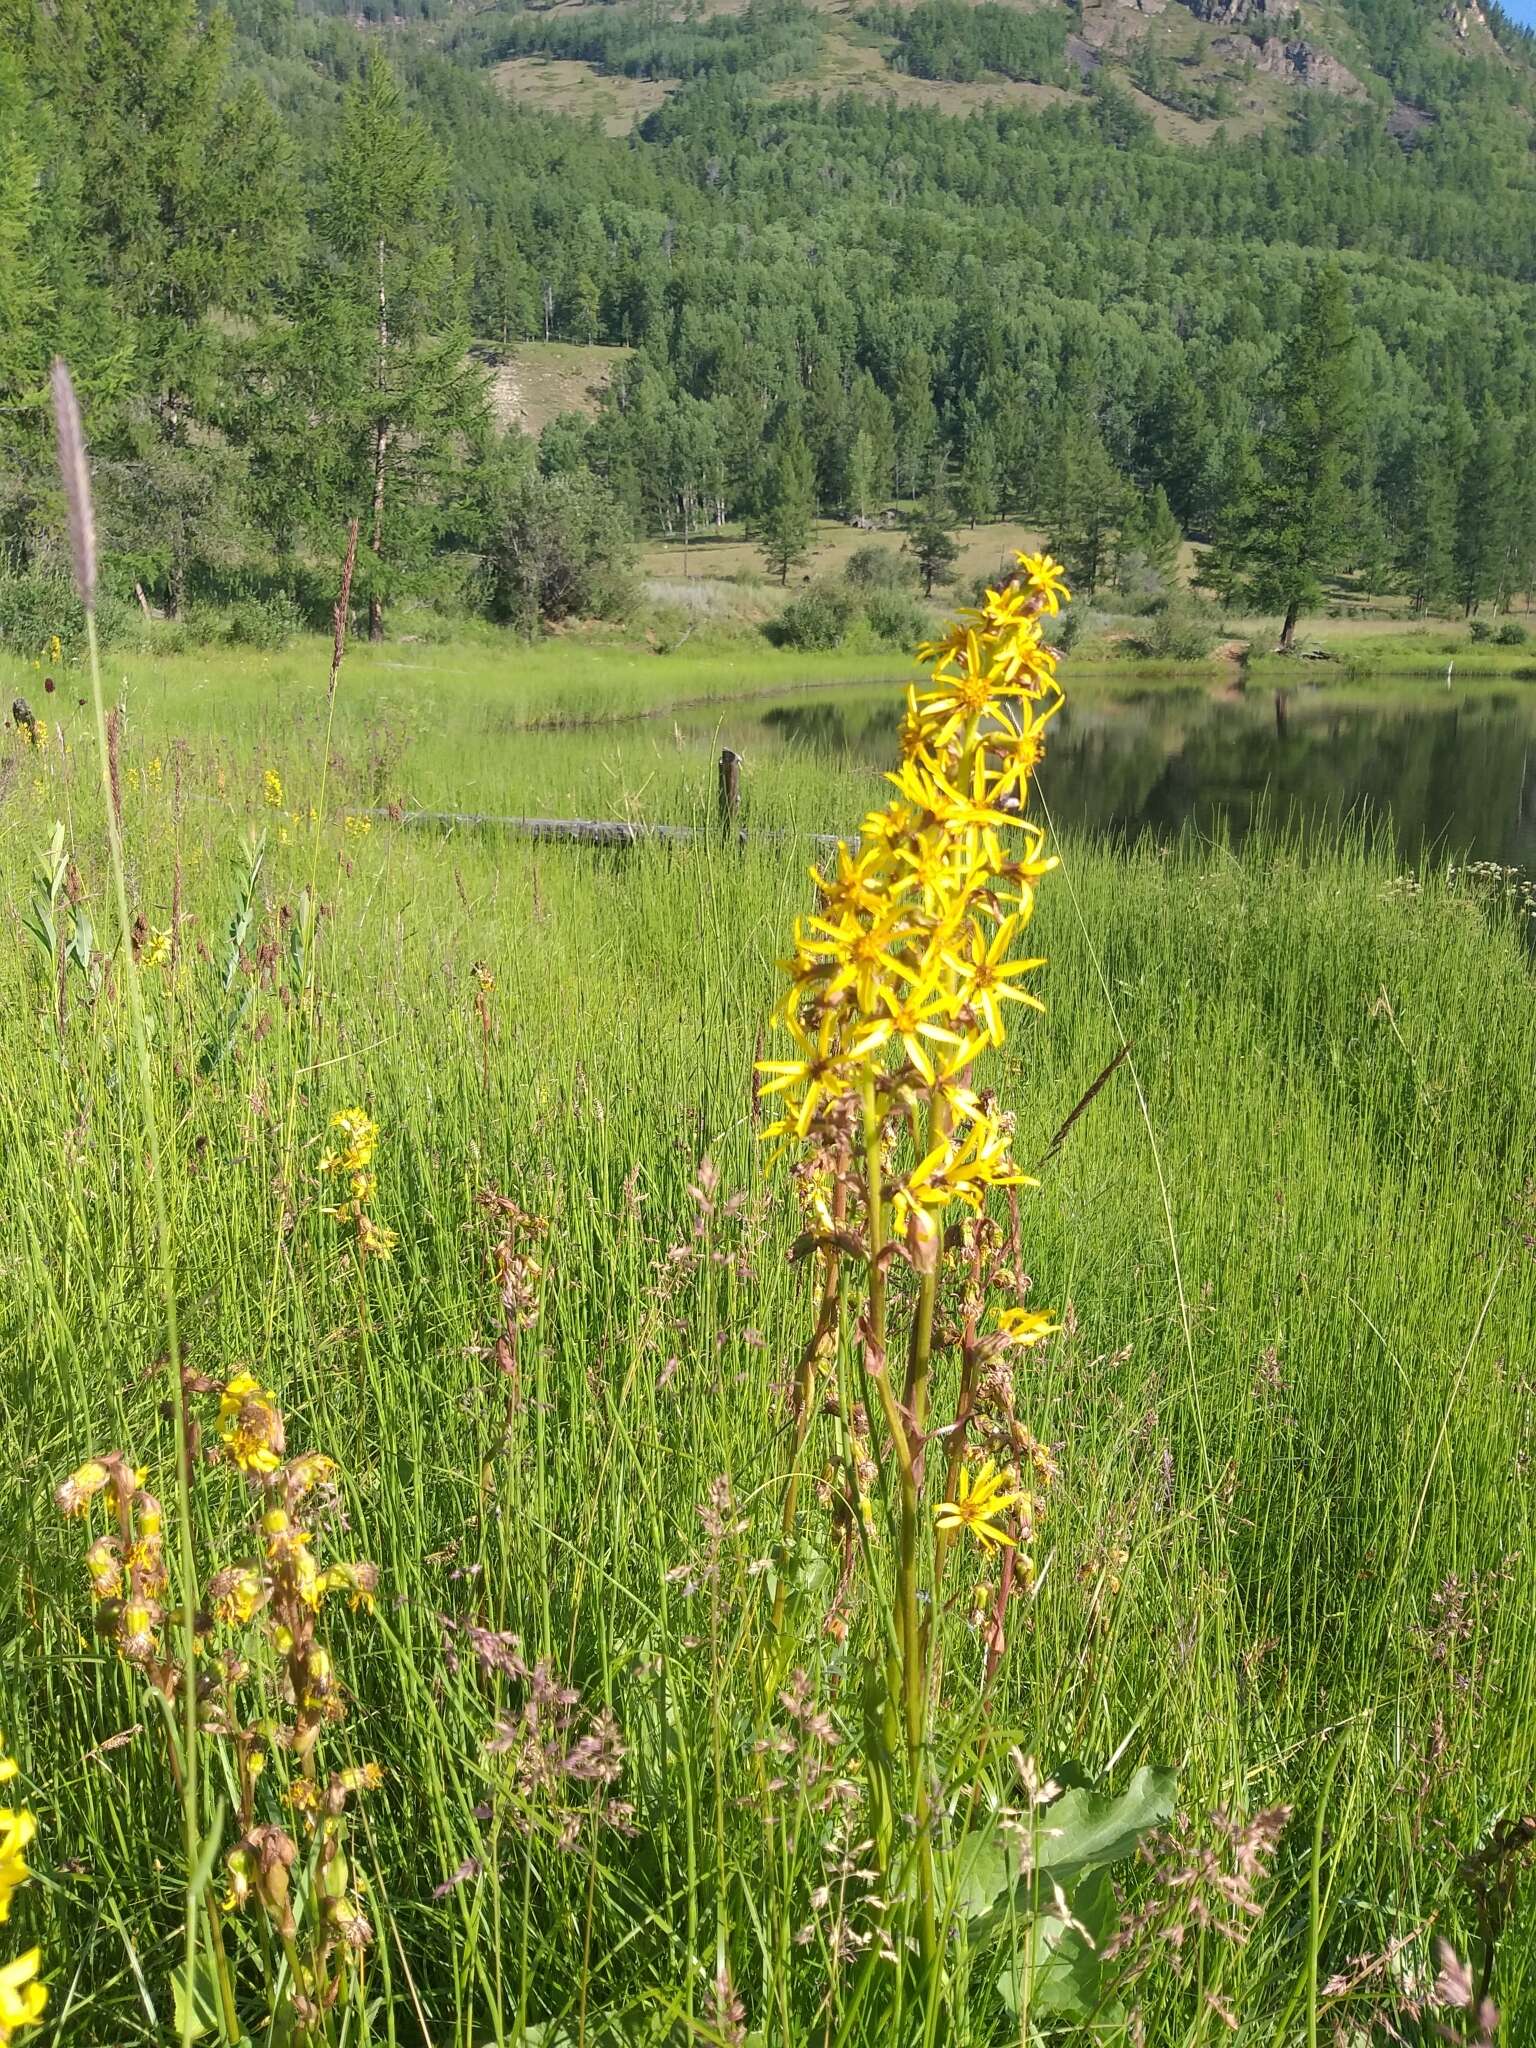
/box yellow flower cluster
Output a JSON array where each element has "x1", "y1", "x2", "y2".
[
  {"x1": 320, "y1": 1109, "x2": 397, "y2": 1259},
  {"x1": 759, "y1": 551, "x2": 1069, "y2": 1255},
  {"x1": 343, "y1": 814, "x2": 371, "y2": 839},
  {"x1": 263, "y1": 769, "x2": 284, "y2": 808},
  {"x1": 54, "y1": 1453, "x2": 174, "y2": 1690},
  {"x1": 206, "y1": 1383, "x2": 381, "y2": 1961},
  {"x1": 0, "y1": 1737, "x2": 45, "y2": 2045}
]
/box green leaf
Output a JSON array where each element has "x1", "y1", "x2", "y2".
[
  {"x1": 995, "y1": 1870, "x2": 1130, "y2": 2036},
  {"x1": 952, "y1": 1765, "x2": 1175, "y2": 1932},
  {"x1": 1030, "y1": 1764, "x2": 1176, "y2": 1887},
  {"x1": 170, "y1": 1953, "x2": 224, "y2": 2042}
]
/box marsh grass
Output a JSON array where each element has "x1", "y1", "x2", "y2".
[{"x1": 0, "y1": 644, "x2": 1534, "y2": 2041}]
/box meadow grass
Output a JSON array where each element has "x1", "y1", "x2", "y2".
[{"x1": 1, "y1": 644, "x2": 1534, "y2": 2043}]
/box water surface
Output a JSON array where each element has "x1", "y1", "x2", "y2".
[{"x1": 689, "y1": 681, "x2": 1536, "y2": 869}]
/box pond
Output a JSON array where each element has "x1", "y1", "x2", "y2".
[{"x1": 689, "y1": 680, "x2": 1536, "y2": 870}]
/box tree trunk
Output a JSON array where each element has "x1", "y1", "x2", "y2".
[
  {"x1": 1279, "y1": 598, "x2": 1300, "y2": 651},
  {"x1": 370, "y1": 235, "x2": 389, "y2": 644}
]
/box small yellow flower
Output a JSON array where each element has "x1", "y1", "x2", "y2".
[
  {"x1": 321, "y1": 1109, "x2": 379, "y2": 1177},
  {"x1": 355, "y1": 1215, "x2": 398, "y2": 1260},
  {"x1": 47, "y1": 635, "x2": 61, "y2": 665},
  {"x1": 0, "y1": 1805, "x2": 38, "y2": 1920},
  {"x1": 263, "y1": 769, "x2": 284, "y2": 808},
  {"x1": 53, "y1": 1460, "x2": 111, "y2": 1517},
  {"x1": 933, "y1": 1459, "x2": 1022, "y2": 1555},
  {"x1": 995, "y1": 1308, "x2": 1060, "y2": 1349},
  {"x1": 1016, "y1": 551, "x2": 1071, "y2": 615},
  {"x1": 218, "y1": 1372, "x2": 285, "y2": 1477},
  {"x1": 471, "y1": 961, "x2": 495, "y2": 994},
  {"x1": 344, "y1": 814, "x2": 371, "y2": 838},
  {"x1": 142, "y1": 927, "x2": 171, "y2": 970},
  {"x1": 0, "y1": 1948, "x2": 46, "y2": 2038}
]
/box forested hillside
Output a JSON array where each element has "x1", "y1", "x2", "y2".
[{"x1": 2, "y1": 0, "x2": 1536, "y2": 635}]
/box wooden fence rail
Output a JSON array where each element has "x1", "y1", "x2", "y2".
[{"x1": 366, "y1": 750, "x2": 846, "y2": 853}]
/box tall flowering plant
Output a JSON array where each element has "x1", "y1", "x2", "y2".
[{"x1": 759, "y1": 553, "x2": 1073, "y2": 1967}]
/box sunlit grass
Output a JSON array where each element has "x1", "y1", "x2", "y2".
[{"x1": 0, "y1": 642, "x2": 1533, "y2": 2040}]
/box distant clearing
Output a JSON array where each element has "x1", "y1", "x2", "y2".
[
  {"x1": 641, "y1": 515, "x2": 1050, "y2": 585},
  {"x1": 477, "y1": 340, "x2": 632, "y2": 439},
  {"x1": 490, "y1": 55, "x2": 674, "y2": 133}
]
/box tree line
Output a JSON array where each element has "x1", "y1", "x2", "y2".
[{"x1": 1, "y1": 0, "x2": 1534, "y2": 641}]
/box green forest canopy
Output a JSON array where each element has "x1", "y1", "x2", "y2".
[{"x1": 1, "y1": 0, "x2": 1535, "y2": 626}]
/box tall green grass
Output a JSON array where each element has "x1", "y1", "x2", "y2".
[{"x1": 1, "y1": 649, "x2": 1533, "y2": 2042}]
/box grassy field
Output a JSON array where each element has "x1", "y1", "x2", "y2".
[{"x1": 1, "y1": 634, "x2": 1534, "y2": 2045}]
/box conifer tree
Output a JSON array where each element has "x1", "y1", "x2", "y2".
[
  {"x1": 1242, "y1": 264, "x2": 1361, "y2": 649},
  {"x1": 1453, "y1": 414, "x2": 1514, "y2": 616},
  {"x1": 905, "y1": 463, "x2": 960, "y2": 597},
  {"x1": 757, "y1": 430, "x2": 817, "y2": 585},
  {"x1": 1047, "y1": 424, "x2": 1127, "y2": 599},
  {"x1": 279, "y1": 59, "x2": 483, "y2": 638}
]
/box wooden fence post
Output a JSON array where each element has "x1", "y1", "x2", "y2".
[{"x1": 718, "y1": 748, "x2": 742, "y2": 836}]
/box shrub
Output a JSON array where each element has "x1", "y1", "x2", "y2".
[
  {"x1": 224, "y1": 590, "x2": 303, "y2": 650},
  {"x1": 483, "y1": 469, "x2": 637, "y2": 631},
  {"x1": 844, "y1": 544, "x2": 913, "y2": 593},
  {"x1": 1134, "y1": 598, "x2": 1219, "y2": 661},
  {"x1": 0, "y1": 569, "x2": 131, "y2": 661},
  {"x1": 863, "y1": 588, "x2": 931, "y2": 649},
  {"x1": 1468, "y1": 618, "x2": 1494, "y2": 643},
  {"x1": 770, "y1": 581, "x2": 860, "y2": 651},
  {"x1": 1494, "y1": 620, "x2": 1529, "y2": 646}
]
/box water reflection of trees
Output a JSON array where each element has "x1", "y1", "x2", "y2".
[{"x1": 747, "y1": 691, "x2": 1536, "y2": 867}]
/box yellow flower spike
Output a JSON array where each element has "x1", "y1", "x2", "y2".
[
  {"x1": 933, "y1": 1459, "x2": 1023, "y2": 1554},
  {"x1": 263, "y1": 769, "x2": 284, "y2": 808},
  {"x1": 321, "y1": 1108, "x2": 379, "y2": 1176}
]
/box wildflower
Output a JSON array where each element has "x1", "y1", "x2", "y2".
[
  {"x1": 0, "y1": 1733, "x2": 44, "y2": 2044},
  {"x1": 344, "y1": 814, "x2": 371, "y2": 838},
  {"x1": 1017, "y1": 551, "x2": 1071, "y2": 615},
  {"x1": 354, "y1": 1215, "x2": 397, "y2": 1260},
  {"x1": 141, "y1": 926, "x2": 171, "y2": 970},
  {"x1": 54, "y1": 1460, "x2": 111, "y2": 1517},
  {"x1": 147, "y1": 756, "x2": 163, "y2": 788},
  {"x1": 218, "y1": 1372, "x2": 285, "y2": 1477},
  {"x1": 0, "y1": 1951, "x2": 45, "y2": 2042},
  {"x1": 321, "y1": 1109, "x2": 379, "y2": 1177},
  {"x1": 933, "y1": 1458, "x2": 1022, "y2": 1554},
  {"x1": 995, "y1": 1308, "x2": 1060, "y2": 1348},
  {"x1": 0, "y1": 1805, "x2": 36, "y2": 1920},
  {"x1": 263, "y1": 769, "x2": 284, "y2": 808},
  {"x1": 47, "y1": 636, "x2": 61, "y2": 665},
  {"x1": 471, "y1": 961, "x2": 495, "y2": 993}
]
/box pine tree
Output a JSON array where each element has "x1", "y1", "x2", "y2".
[
  {"x1": 757, "y1": 430, "x2": 816, "y2": 585},
  {"x1": 282, "y1": 59, "x2": 483, "y2": 638},
  {"x1": 955, "y1": 417, "x2": 999, "y2": 530},
  {"x1": 1242, "y1": 264, "x2": 1361, "y2": 650},
  {"x1": 905, "y1": 464, "x2": 959, "y2": 597},
  {"x1": 1117, "y1": 483, "x2": 1182, "y2": 594},
  {"x1": 1394, "y1": 427, "x2": 1456, "y2": 616},
  {"x1": 804, "y1": 353, "x2": 850, "y2": 515},
  {"x1": 1047, "y1": 424, "x2": 1127, "y2": 599},
  {"x1": 1453, "y1": 413, "x2": 1514, "y2": 616},
  {"x1": 892, "y1": 350, "x2": 938, "y2": 498}
]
